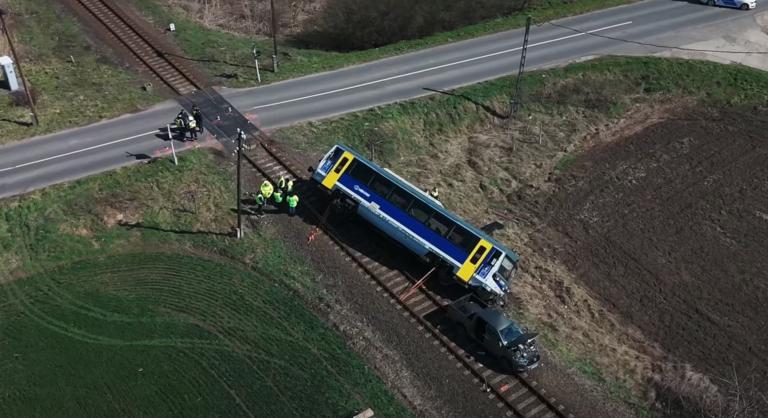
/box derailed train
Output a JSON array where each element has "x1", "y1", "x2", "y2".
[{"x1": 311, "y1": 144, "x2": 519, "y2": 301}]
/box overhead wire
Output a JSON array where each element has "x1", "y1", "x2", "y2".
[{"x1": 545, "y1": 20, "x2": 768, "y2": 55}]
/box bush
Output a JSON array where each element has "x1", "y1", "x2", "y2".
[{"x1": 297, "y1": 0, "x2": 530, "y2": 51}]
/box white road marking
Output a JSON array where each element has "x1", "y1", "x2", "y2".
[
  {"x1": 0, "y1": 21, "x2": 632, "y2": 176},
  {"x1": 0, "y1": 131, "x2": 158, "y2": 173},
  {"x1": 250, "y1": 21, "x2": 632, "y2": 110}
]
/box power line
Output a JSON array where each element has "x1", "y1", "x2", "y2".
[{"x1": 546, "y1": 21, "x2": 768, "y2": 55}]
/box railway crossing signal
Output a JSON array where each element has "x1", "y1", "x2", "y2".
[
  {"x1": 235, "y1": 128, "x2": 245, "y2": 239},
  {"x1": 252, "y1": 45, "x2": 262, "y2": 83}
]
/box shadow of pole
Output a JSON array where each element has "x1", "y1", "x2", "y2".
[
  {"x1": 423, "y1": 87, "x2": 509, "y2": 120},
  {"x1": 118, "y1": 221, "x2": 233, "y2": 237},
  {"x1": 0, "y1": 117, "x2": 34, "y2": 127}
]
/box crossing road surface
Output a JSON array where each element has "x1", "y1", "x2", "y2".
[{"x1": 0, "y1": 0, "x2": 760, "y2": 198}]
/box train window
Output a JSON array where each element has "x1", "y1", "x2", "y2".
[
  {"x1": 426, "y1": 212, "x2": 451, "y2": 237},
  {"x1": 348, "y1": 161, "x2": 375, "y2": 184},
  {"x1": 333, "y1": 156, "x2": 350, "y2": 174},
  {"x1": 470, "y1": 245, "x2": 488, "y2": 264},
  {"x1": 370, "y1": 174, "x2": 395, "y2": 197},
  {"x1": 388, "y1": 187, "x2": 412, "y2": 210},
  {"x1": 447, "y1": 225, "x2": 479, "y2": 253},
  {"x1": 408, "y1": 199, "x2": 431, "y2": 224}
]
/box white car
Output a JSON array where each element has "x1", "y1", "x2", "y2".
[{"x1": 700, "y1": 0, "x2": 756, "y2": 10}]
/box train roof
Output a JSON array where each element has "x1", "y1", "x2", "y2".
[{"x1": 335, "y1": 143, "x2": 519, "y2": 262}]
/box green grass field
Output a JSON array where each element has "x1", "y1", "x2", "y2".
[
  {"x1": 0, "y1": 252, "x2": 408, "y2": 417},
  {"x1": 0, "y1": 0, "x2": 162, "y2": 144},
  {"x1": 0, "y1": 150, "x2": 411, "y2": 417}
]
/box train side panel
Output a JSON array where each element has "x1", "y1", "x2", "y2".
[
  {"x1": 357, "y1": 205, "x2": 431, "y2": 259},
  {"x1": 312, "y1": 144, "x2": 516, "y2": 298},
  {"x1": 336, "y1": 172, "x2": 466, "y2": 264}
]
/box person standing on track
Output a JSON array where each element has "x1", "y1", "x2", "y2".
[
  {"x1": 273, "y1": 188, "x2": 284, "y2": 209},
  {"x1": 187, "y1": 115, "x2": 198, "y2": 140},
  {"x1": 286, "y1": 179, "x2": 294, "y2": 195},
  {"x1": 277, "y1": 175, "x2": 287, "y2": 192},
  {"x1": 174, "y1": 111, "x2": 184, "y2": 130},
  {"x1": 260, "y1": 179, "x2": 274, "y2": 201},
  {"x1": 253, "y1": 192, "x2": 265, "y2": 215},
  {"x1": 175, "y1": 110, "x2": 188, "y2": 140},
  {"x1": 287, "y1": 193, "x2": 299, "y2": 216},
  {"x1": 192, "y1": 105, "x2": 203, "y2": 134}
]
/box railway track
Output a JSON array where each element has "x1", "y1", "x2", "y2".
[
  {"x1": 67, "y1": 2, "x2": 575, "y2": 414},
  {"x1": 243, "y1": 140, "x2": 575, "y2": 418},
  {"x1": 72, "y1": 0, "x2": 202, "y2": 95}
]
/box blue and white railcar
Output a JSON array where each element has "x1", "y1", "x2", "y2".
[{"x1": 312, "y1": 144, "x2": 520, "y2": 300}]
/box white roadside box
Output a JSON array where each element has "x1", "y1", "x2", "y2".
[{"x1": 0, "y1": 55, "x2": 20, "y2": 92}]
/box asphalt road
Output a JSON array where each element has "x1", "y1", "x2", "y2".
[{"x1": 0, "y1": 0, "x2": 759, "y2": 198}]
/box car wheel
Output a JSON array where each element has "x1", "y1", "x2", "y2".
[{"x1": 740, "y1": 3, "x2": 749, "y2": 9}]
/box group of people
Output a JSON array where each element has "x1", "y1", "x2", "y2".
[
  {"x1": 252, "y1": 175, "x2": 299, "y2": 216},
  {"x1": 174, "y1": 105, "x2": 204, "y2": 140}
]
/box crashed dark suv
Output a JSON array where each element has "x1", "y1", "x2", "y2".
[{"x1": 446, "y1": 294, "x2": 540, "y2": 372}]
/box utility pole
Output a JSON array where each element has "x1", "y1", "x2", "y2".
[
  {"x1": 0, "y1": 8, "x2": 38, "y2": 126},
  {"x1": 510, "y1": 15, "x2": 532, "y2": 118},
  {"x1": 235, "y1": 129, "x2": 244, "y2": 239},
  {"x1": 269, "y1": 0, "x2": 278, "y2": 73}
]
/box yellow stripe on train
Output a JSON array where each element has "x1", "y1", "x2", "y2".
[
  {"x1": 321, "y1": 151, "x2": 355, "y2": 190},
  {"x1": 456, "y1": 239, "x2": 492, "y2": 282}
]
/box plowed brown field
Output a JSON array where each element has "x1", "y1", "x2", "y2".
[{"x1": 541, "y1": 109, "x2": 768, "y2": 393}]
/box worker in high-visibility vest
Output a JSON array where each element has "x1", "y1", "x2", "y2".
[
  {"x1": 277, "y1": 175, "x2": 287, "y2": 191},
  {"x1": 286, "y1": 179, "x2": 294, "y2": 194},
  {"x1": 273, "y1": 189, "x2": 284, "y2": 206},
  {"x1": 187, "y1": 116, "x2": 198, "y2": 140},
  {"x1": 192, "y1": 105, "x2": 203, "y2": 133},
  {"x1": 287, "y1": 193, "x2": 299, "y2": 216},
  {"x1": 253, "y1": 192, "x2": 265, "y2": 215},
  {"x1": 260, "y1": 180, "x2": 274, "y2": 200}
]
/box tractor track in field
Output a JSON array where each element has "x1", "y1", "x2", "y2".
[{"x1": 242, "y1": 139, "x2": 574, "y2": 418}]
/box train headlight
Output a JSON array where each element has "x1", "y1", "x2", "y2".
[{"x1": 494, "y1": 274, "x2": 509, "y2": 293}]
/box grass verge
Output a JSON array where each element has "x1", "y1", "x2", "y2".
[
  {"x1": 132, "y1": 0, "x2": 637, "y2": 87},
  {"x1": 0, "y1": 150, "x2": 411, "y2": 417},
  {"x1": 537, "y1": 332, "x2": 652, "y2": 417},
  {"x1": 276, "y1": 56, "x2": 768, "y2": 163},
  {"x1": 0, "y1": 0, "x2": 162, "y2": 145}
]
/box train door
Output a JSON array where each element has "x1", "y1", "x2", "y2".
[
  {"x1": 321, "y1": 150, "x2": 355, "y2": 190},
  {"x1": 457, "y1": 240, "x2": 492, "y2": 282}
]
